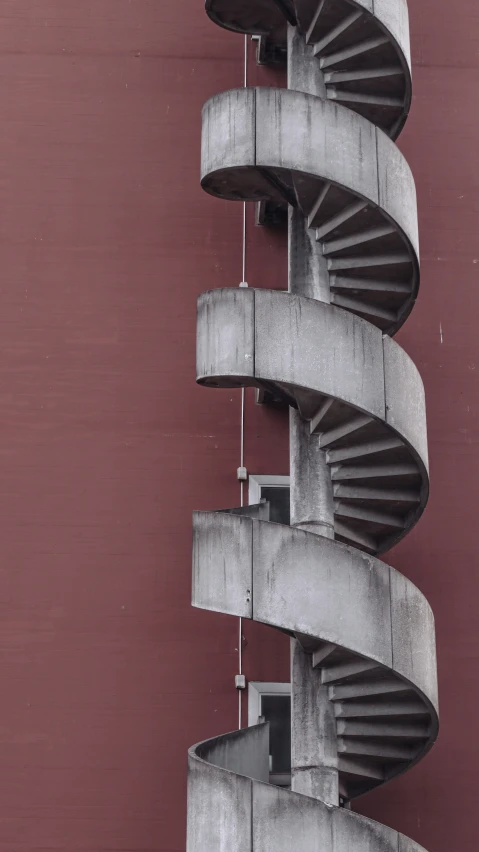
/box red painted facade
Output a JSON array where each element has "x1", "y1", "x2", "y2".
[{"x1": 0, "y1": 1, "x2": 477, "y2": 850}]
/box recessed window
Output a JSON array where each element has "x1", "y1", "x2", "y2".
[
  {"x1": 248, "y1": 681, "x2": 291, "y2": 787},
  {"x1": 248, "y1": 475, "x2": 291, "y2": 526}
]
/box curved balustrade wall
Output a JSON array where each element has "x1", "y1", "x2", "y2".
[{"x1": 188, "y1": 0, "x2": 439, "y2": 848}]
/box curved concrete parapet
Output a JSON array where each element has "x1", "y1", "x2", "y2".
[
  {"x1": 190, "y1": 0, "x2": 438, "y2": 849},
  {"x1": 201, "y1": 87, "x2": 419, "y2": 334},
  {"x1": 193, "y1": 511, "x2": 438, "y2": 719},
  {"x1": 188, "y1": 733, "x2": 430, "y2": 852},
  {"x1": 205, "y1": 0, "x2": 412, "y2": 138},
  {"x1": 197, "y1": 287, "x2": 428, "y2": 554}
]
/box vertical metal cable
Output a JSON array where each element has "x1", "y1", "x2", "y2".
[{"x1": 238, "y1": 33, "x2": 248, "y2": 730}]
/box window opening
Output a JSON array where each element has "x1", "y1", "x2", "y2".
[{"x1": 248, "y1": 475, "x2": 291, "y2": 526}]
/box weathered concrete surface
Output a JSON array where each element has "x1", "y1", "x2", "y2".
[
  {"x1": 201, "y1": 87, "x2": 419, "y2": 266},
  {"x1": 192, "y1": 510, "x2": 253, "y2": 619},
  {"x1": 206, "y1": 0, "x2": 289, "y2": 38},
  {"x1": 333, "y1": 807, "x2": 399, "y2": 852},
  {"x1": 255, "y1": 88, "x2": 378, "y2": 204},
  {"x1": 253, "y1": 780, "x2": 333, "y2": 852},
  {"x1": 201, "y1": 87, "x2": 256, "y2": 179},
  {"x1": 372, "y1": 0, "x2": 411, "y2": 67},
  {"x1": 290, "y1": 410, "x2": 335, "y2": 538},
  {"x1": 376, "y1": 130, "x2": 419, "y2": 257},
  {"x1": 291, "y1": 638, "x2": 339, "y2": 806},
  {"x1": 287, "y1": 23, "x2": 326, "y2": 99},
  {"x1": 288, "y1": 205, "x2": 330, "y2": 303},
  {"x1": 195, "y1": 724, "x2": 270, "y2": 783},
  {"x1": 252, "y1": 519, "x2": 394, "y2": 670},
  {"x1": 187, "y1": 754, "x2": 252, "y2": 852},
  {"x1": 205, "y1": 0, "x2": 412, "y2": 83},
  {"x1": 383, "y1": 334, "x2": 429, "y2": 471},
  {"x1": 254, "y1": 290, "x2": 386, "y2": 419},
  {"x1": 188, "y1": 746, "x2": 434, "y2": 852},
  {"x1": 191, "y1": 510, "x2": 440, "y2": 724},
  {"x1": 390, "y1": 567, "x2": 439, "y2": 712},
  {"x1": 197, "y1": 288, "x2": 429, "y2": 473},
  {"x1": 196, "y1": 288, "x2": 255, "y2": 386}
]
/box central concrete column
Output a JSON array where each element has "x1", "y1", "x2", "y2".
[{"x1": 287, "y1": 23, "x2": 339, "y2": 808}]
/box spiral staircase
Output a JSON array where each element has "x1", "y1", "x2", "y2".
[{"x1": 188, "y1": 1, "x2": 439, "y2": 850}]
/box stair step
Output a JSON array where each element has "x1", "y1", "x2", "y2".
[
  {"x1": 334, "y1": 520, "x2": 377, "y2": 552},
  {"x1": 327, "y1": 89, "x2": 404, "y2": 109},
  {"x1": 330, "y1": 275, "x2": 412, "y2": 294},
  {"x1": 308, "y1": 182, "x2": 332, "y2": 228},
  {"x1": 322, "y1": 225, "x2": 396, "y2": 256},
  {"x1": 331, "y1": 463, "x2": 418, "y2": 482},
  {"x1": 310, "y1": 397, "x2": 335, "y2": 433},
  {"x1": 305, "y1": 0, "x2": 326, "y2": 45},
  {"x1": 319, "y1": 414, "x2": 373, "y2": 448},
  {"x1": 334, "y1": 502, "x2": 404, "y2": 530},
  {"x1": 329, "y1": 679, "x2": 410, "y2": 701},
  {"x1": 324, "y1": 67, "x2": 403, "y2": 84},
  {"x1": 313, "y1": 10, "x2": 363, "y2": 54},
  {"x1": 312, "y1": 642, "x2": 337, "y2": 668},
  {"x1": 327, "y1": 436, "x2": 404, "y2": 464},
  {"x1": 333, "y1": 483, "x2": 420, "y2": 503},
  {"x1": 337, "y1": 719, "x2": 430, "y2": 740},
  {"x1": 337, "y1": 755, "x2": 384, "y2": 780},
  {"x1": 331, "y1": 293, "x2": 398, "y2": 323},
  {"x1": 335, "y1": 701, "x2": 429, "y2": 720},
  {"x1": 338, "y1": 738, "x2": 417, "y2": 761},
  {"x1": 328, "y1": 252, "x2": 411, "y2": 271},
  {"x1": 313, "y1": 199, "x2": 368, "y2": 237},
  {"x1": 319, "y1": 35, "x2": 389, "y2": 70},
  {"x1": 322, "y1": 659, "x2": 380, "y2": 684}
]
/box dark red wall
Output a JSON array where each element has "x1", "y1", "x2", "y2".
[{"x1": 0, "y1": 1, "x2": 476, "y2": 850}]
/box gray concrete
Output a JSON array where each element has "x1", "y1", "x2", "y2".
[
  {"x1": 195, "y1": 724, "x2": 270, "y2": 783},
  {"x1": 196, "y1": 286, "x2": 430, "y2": 554},
  {"x1": 252, "y1": 779, "x2": 333, "y2": 852},
  {"x1": 201, "y1": 87, "x2": 255, "y2": 181},
  {"x1": 196, "y1": 288, "x2": 255, "y2": 387},
  {"x1": 376, "y1": 129, "x2": 419, "y2": 257},
  {"x1": 390, "y1": 567, "x2": 439, "y2": 712},
  {"x1": 187, "y1": 754, "x2": 252, "y2": 852},
  {"x1": 201, "y1": 87, "x2": 419, "y2": 263},
  {"x1": 205, "y1": 0, "x2": 412, "y2": 88},
  {"x1": 287, "y1": 23, "x2": 326, "y2": 99},
  {"x1": 197, "y1": 288, "x2": 429, "y2": 475},
  {"x1": 288, "y1": 205, "x2": 330, "y2": 303},
  {"x1": 372, "y1": 0, "x2": 412, "y2": 69},
  {"x1": 254, "y1": 289, "x2": 385, "y2": 420},
  {"x1": 187, "y1": 746, "x2": 433, "y2": 852},
  {"x1": 192, "y1": 510, "x2": 439, "y2": 721},
  {"x1": 291, "y1": 638, "x2": 339, "y2": 805},
  {"x1": 193, "y1": 0, "x2": 437, "y2": 840},
  {"x1": 251, "y1": 519, "x2": 394, "y2": 670},
  {"x1": 383, "y1": 334, "x2": 429, "y2": 471},
  {"x1": 192, "y1": 509, "x2": 253, "y2": 619},
  {"x1": 332, "y1": 807, "x2": 399, "y2": 852},
  {"x1": 290, "y1": 410, "x2": 335, "y2": 538},
  {"x1": 254, "y1": 88, "x2": 379, "y2": 207}
]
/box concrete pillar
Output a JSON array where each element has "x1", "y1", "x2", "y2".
[
  {"x1": 287, "y1": 24, "x2": 327, "y2": 98},
  {"x1": 291, "y1": 639, "x2": 339, "y2": 806},
  {"x1": 287, "y1": 23, "x2": 339, "y2": 808},
  {"x1": 289, "y1": 410, "x2": 334, "y2": 539},
  {"x1": 287, "y1": 25, "x2": 330, "y2": 305}
]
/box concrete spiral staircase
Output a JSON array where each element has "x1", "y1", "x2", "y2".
[
  {"x1": 206, "y1": 0, "x2": 411, "y2": 136},
  {"x1": 188, "y1": 1, "x2": 439, "y2": 850}
]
